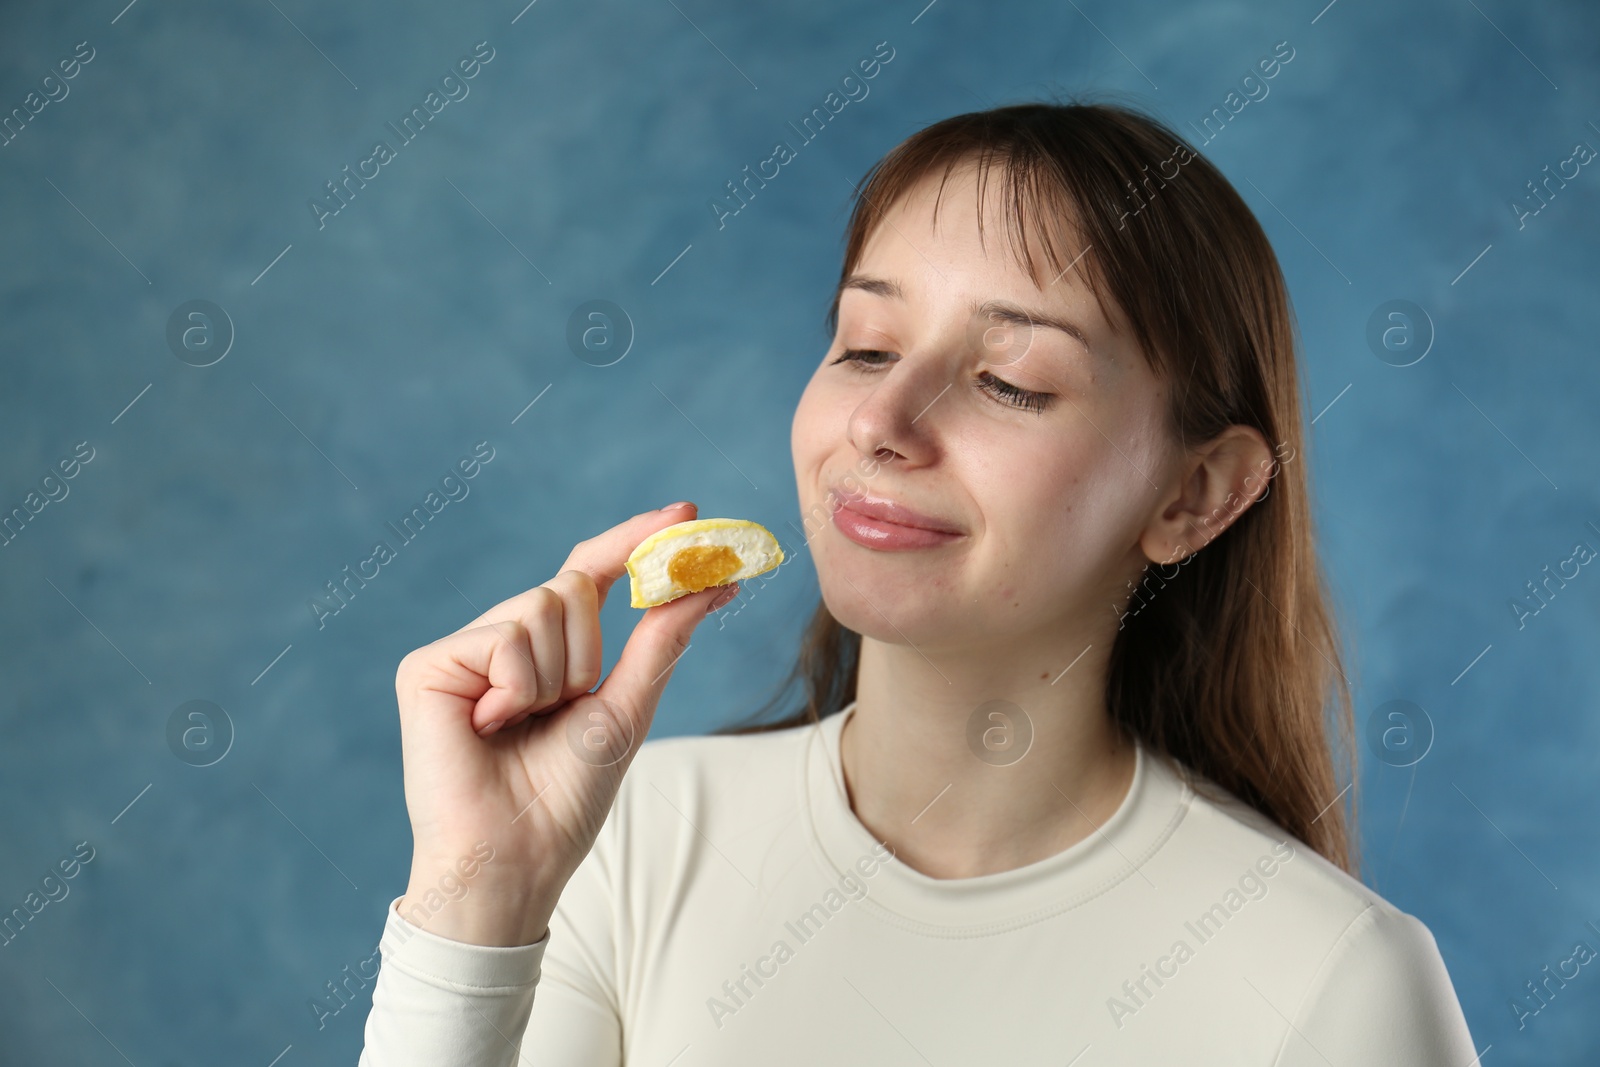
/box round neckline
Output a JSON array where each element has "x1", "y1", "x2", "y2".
[{"x1": 798, "y1": 698, "x2": 1192, "y2": 936}]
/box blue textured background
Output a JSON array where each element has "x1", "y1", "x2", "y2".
[{"x1": 1, "y1": 0, "x2": 1596, "y2": 1062}]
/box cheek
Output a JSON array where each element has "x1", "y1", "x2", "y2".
[
  {"x1": 972, "y1": 443, "x2": 1116, "y2": 601},
  {"x1": 792, "y1": 371, "x2": 854, "y2": 460},
  {"x1": 961, "y1": 452, "x2": 1063, "y2": 575},
  {"x1": 791, "y1": 380, "x2": 827, "y2": 474}
]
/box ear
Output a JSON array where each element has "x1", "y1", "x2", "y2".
[{"x1": 1139, "y1": 424, "x2": 1275, "y2": 566}]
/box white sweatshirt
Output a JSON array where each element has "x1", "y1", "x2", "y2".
[{"x1": 359, "y1": 699, "x2": 1478, "y2": 1065}]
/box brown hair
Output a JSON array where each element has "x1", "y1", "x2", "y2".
[{"x1": 712, "y1": 94, "x2": 1362, "y2": 879}]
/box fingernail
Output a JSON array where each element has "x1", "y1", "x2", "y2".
[
  {"x1": 706, "y1": 583, "x2": 739, "y2": 613},
  {"x1": 660, "y1": 501, "x2": 695, "y2": 512},
  {"x1": 477, "y1": 719, "x2": 504, "y2": 737}
]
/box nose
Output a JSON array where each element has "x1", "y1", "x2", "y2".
[{"x1": 845, "y1": 353, "x2": 949, "y2": 468}]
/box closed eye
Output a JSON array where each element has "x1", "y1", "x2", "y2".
[{"x1": 829, "y1": 348, "x2": 1055, "y2": 414}]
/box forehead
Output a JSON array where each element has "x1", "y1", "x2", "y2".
[{"x1": 845, "y1": 161, "x2": 1126, "y2": 343}]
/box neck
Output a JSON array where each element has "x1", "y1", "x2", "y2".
[{"x1": 840, "y1": 632, "x2": 1137, "y2": 880}]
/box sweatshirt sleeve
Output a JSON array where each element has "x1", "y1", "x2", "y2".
[
  {"x1": 1270, "y1": 904, "x2": 1480, "y2": 1067},
  {"x1": 355, "y1": 896, "x2": 548, "y2": 1067}
]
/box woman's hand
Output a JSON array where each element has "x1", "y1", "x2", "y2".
[{"x1": 393, "y1": 502, "x2": 738, "y2": 946}]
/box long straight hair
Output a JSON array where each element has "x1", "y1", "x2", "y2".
[{"x1": 712, "y1": 96, "x2": 1361, "y2": 878}]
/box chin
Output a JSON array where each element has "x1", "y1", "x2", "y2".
[{"x1": 816, "y1": 560, "x2": 967, "y2": 646}]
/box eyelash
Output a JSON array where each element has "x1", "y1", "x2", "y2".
[{"x1": 829, "y1": 349, "x2": 1055, "y2": 413}]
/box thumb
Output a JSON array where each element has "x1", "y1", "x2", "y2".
[{"x1": 592, "y1": 582, "x2": 737, "y2": 738}]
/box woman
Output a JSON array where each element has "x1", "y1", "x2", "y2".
[{"x1": 359, "y1": 100, "x2": 1478, "y2": 1064}]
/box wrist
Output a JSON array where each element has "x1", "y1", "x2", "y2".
[
  {"x1": 397, "y1": 873, "x2": 558, "y2": 947},
  {"x1": 395, "y1": 901, "x2": 553, "y2": 948}
]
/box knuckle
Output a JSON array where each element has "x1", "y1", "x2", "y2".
[
  {"x1": 395, "y1": 646, "x2": 425, "y2": 688},
  {"x1": 564, "y1": 538, "x2": 598, "y2": 568},
  {"x1": 527, "y1": 586, "x2": 564, "y2": 625},
  {"x1": 494, "y1": 618, "x2": 532, "y2": 648},
  {"x1": 561, "y1": 568, "x2": 598, "y2": 596},
  {"x1": 510, "y1": 671, "x2": 543, "y2": 708},
  {"x1": 662, "y1": 626, "x2": 691, "y2": 665}
]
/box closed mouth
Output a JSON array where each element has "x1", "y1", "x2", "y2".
[{"x1": 828, "y1": 485, "x2": 964, "y2": 535}]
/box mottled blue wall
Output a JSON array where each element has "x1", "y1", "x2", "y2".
[{"x1": 1, "y1": 0, "x2": 1595, "y2": 1062}]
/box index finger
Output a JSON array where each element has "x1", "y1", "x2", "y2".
[
  {"x1": 556, "y1": 501, "x2": 698, "y2": 605},
  {"x1": 449, "y1": 502, "x2": 697, "y2": 635}
]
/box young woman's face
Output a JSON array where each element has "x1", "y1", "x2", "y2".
[{"x1": 790, "y1": 163, "x2": 1180, "y2": 654}]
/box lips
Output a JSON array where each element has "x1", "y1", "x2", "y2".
[{"x1": 827, "y1": 484, "x2": 964, "y2": 535}]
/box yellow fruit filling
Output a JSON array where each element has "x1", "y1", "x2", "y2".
[{"x1": 667, "y1": 544, "x2": 743, "y2": 591}]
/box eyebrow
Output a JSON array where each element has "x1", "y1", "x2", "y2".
[{"x1": 840, "y1": 274, "x2": 1096, "y2": 355}]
